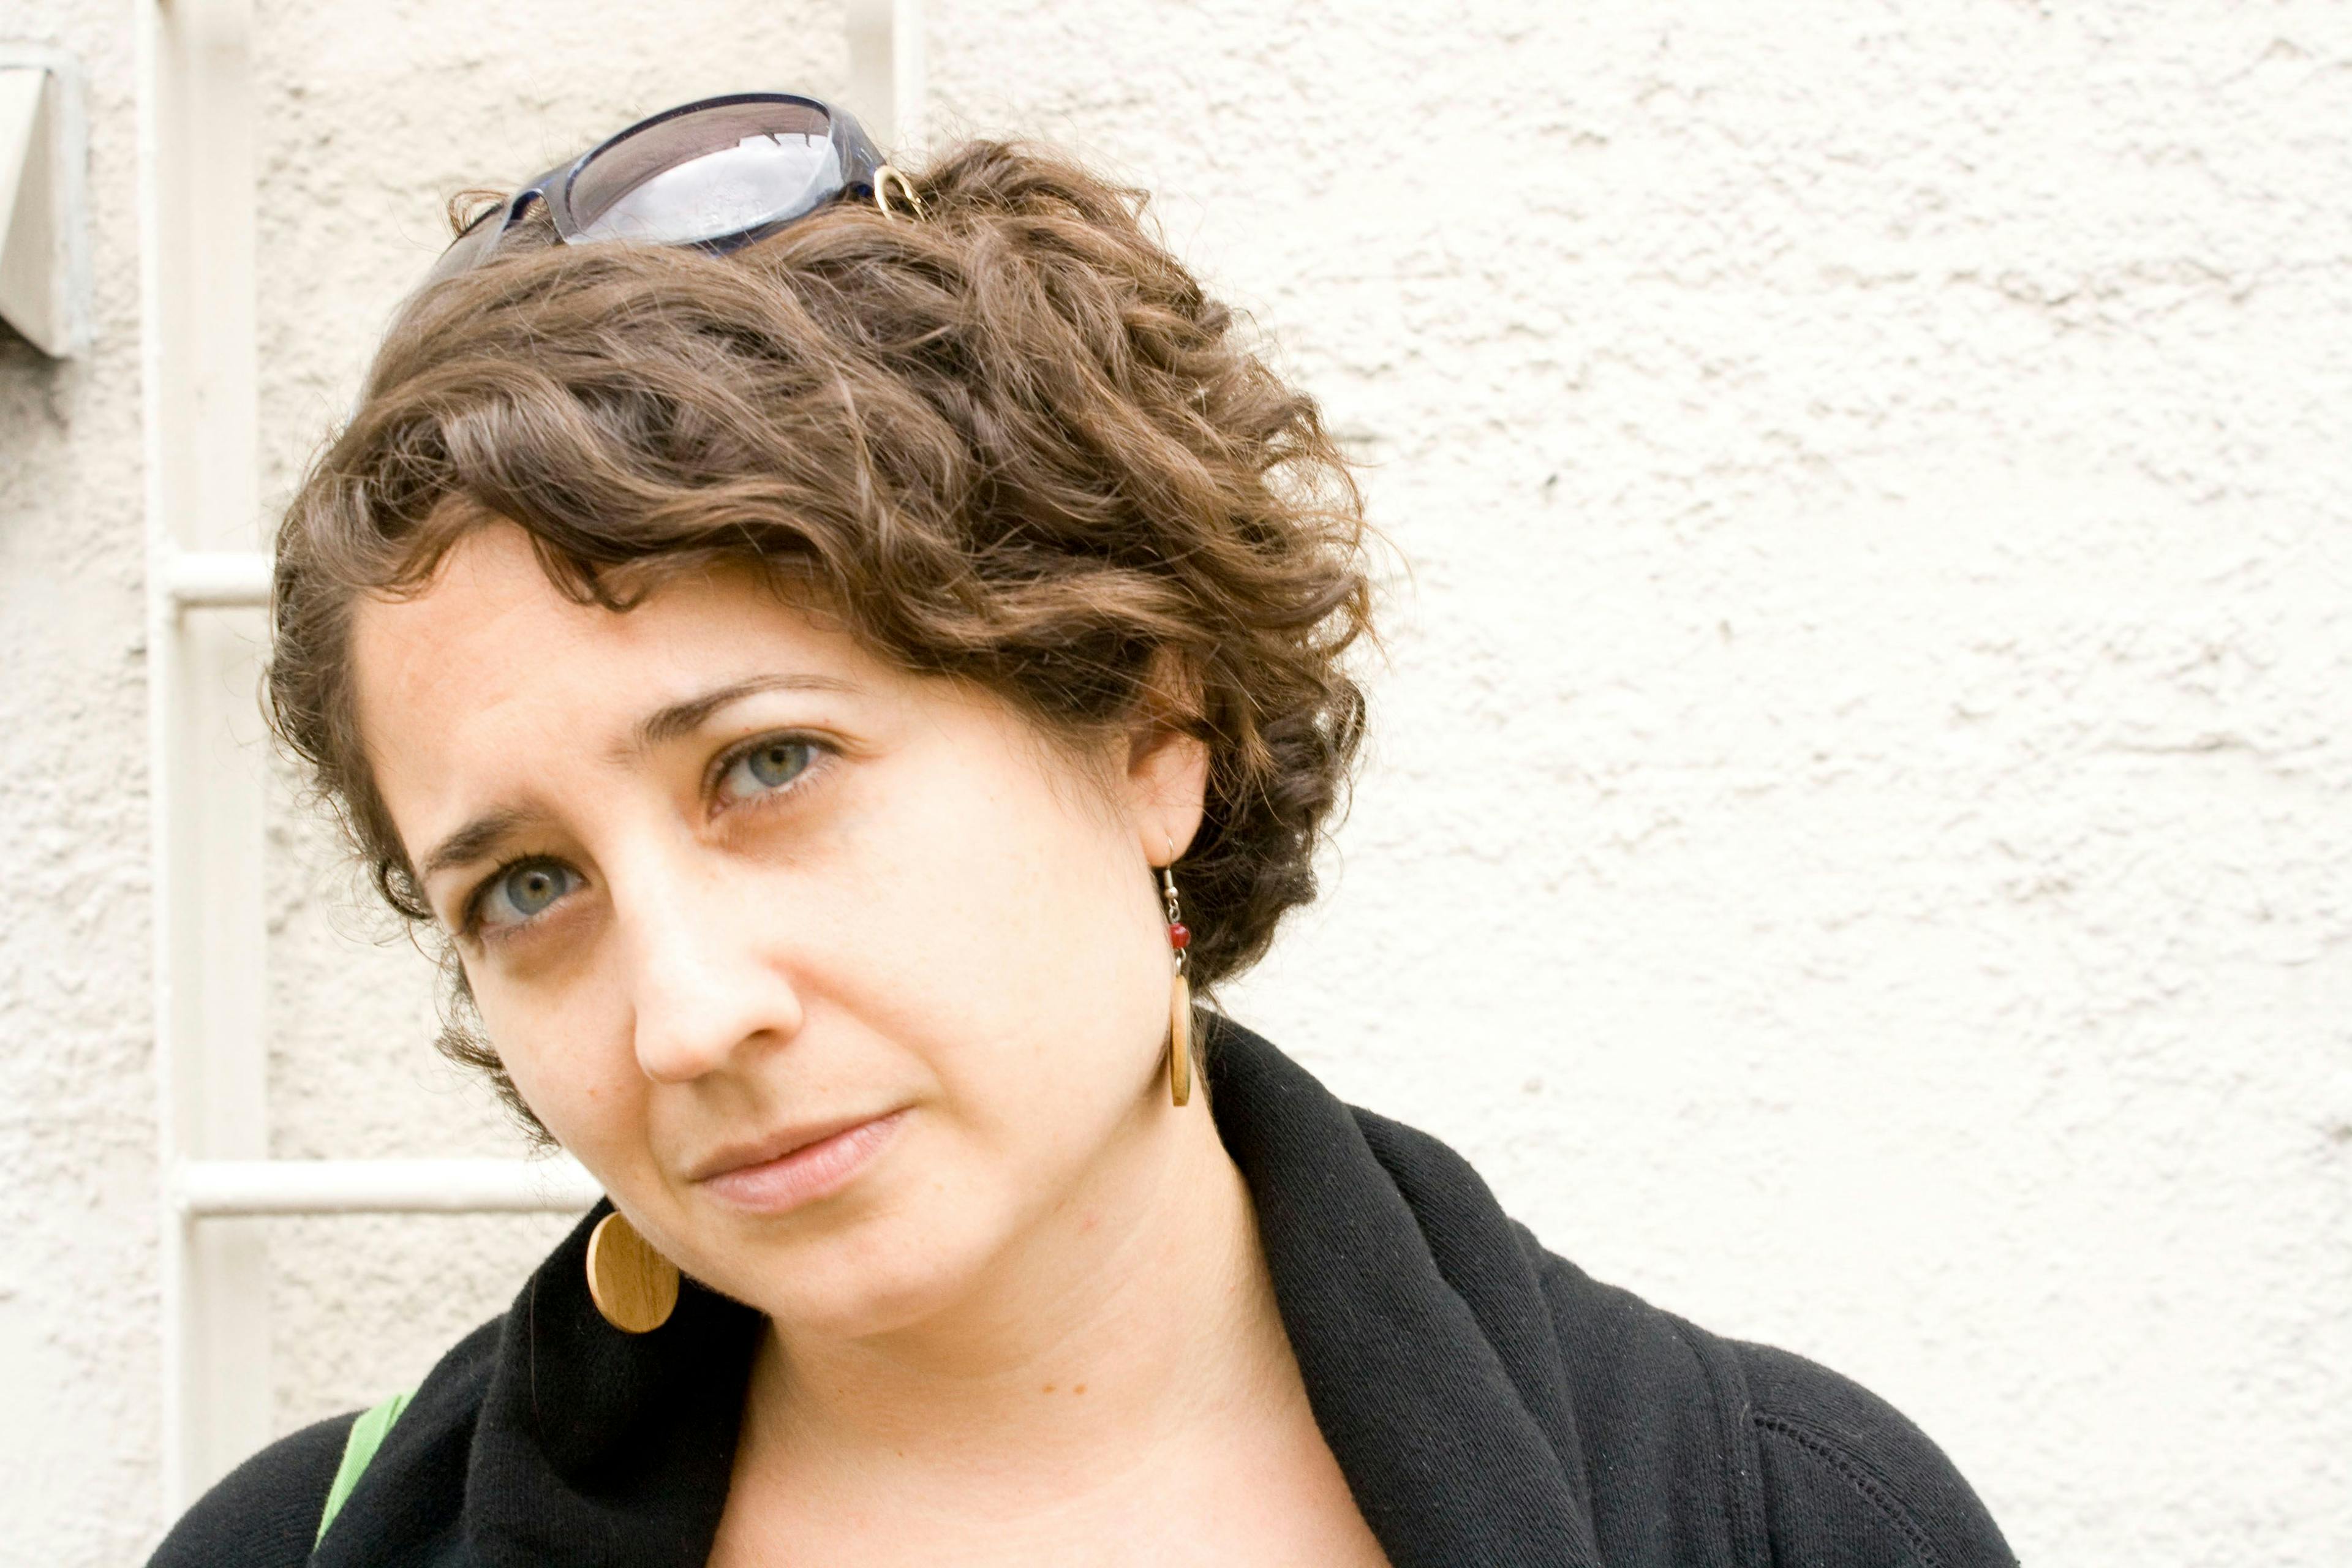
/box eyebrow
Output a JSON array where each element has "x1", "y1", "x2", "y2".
[
  {"x1": 417, "y1": 805, "x2": 535, "y2": 885},
  {"x1": 617, "y1": 671, "x2": 860, "y2": 761},
  {"x1": 413, "y1": 672, "x2": 862, "y2": 886}
]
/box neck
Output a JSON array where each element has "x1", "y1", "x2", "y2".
[{"x1": 737, "y1": 1077, "x2": 1294, "y2": 1487}]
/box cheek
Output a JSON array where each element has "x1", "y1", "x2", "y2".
[
  {"x1": 871, "y1": 774, "x2": 1165, "y2": 1111},
  {"x1": 467, "y1": 961, "x2": 647, "y2": 1164}
]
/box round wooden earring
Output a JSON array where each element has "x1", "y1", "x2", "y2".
[{"x1": 586, "y1": 1210, "x2": 680, "y2": 1333}]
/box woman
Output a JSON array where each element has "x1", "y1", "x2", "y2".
[{"x1": 152, "y1": 92, "x2": 2015, "y2": 1567}]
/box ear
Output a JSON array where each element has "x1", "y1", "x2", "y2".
[{"x1": 1123, "y1": 650, "x2": 1210, "y2": 867}]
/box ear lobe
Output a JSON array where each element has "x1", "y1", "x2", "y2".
[{"x1": 1127, "y1": 721, "x2": 1210, "y2": 864}]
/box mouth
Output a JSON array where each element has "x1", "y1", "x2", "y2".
[{"x1": 689, "y1": 1109, "x2": 909, "y2": 1215}]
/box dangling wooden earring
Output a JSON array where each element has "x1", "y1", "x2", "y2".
[
  {"x1": 586, "y1": 1210, "x2": 679, "y2": 1333},
  {"x1": 1160, "y1": 859, "x2": 1193, "y2": 1107}
]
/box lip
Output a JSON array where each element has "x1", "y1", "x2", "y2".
[{"x1": 689, "y1": 1109, "x2": 908, "y2": 1215}]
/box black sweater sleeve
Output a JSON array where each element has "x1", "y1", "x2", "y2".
[
  {"x1": 1731, "y1": 1341, "x2": 2017, "y2": 1568},
  {"x1": 146, "y1": 1412, "x2": 358, "y2": 1568}
]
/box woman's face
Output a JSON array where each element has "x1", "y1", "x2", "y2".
[{"x1": 350, "y1": 521, "x2": 1206, "y2": 1334}]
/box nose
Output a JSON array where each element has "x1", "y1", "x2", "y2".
[{"x1": 610, "y1": 844, "x2": 806, "y2": 1085}]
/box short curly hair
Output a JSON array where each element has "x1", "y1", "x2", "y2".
[{"x1": 266, "y1": 136, "x2": 1376, "y2": 1132}]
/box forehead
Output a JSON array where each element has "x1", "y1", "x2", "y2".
[{"x1": 357, "y1": 520, "x2": 856, "y2": 699}]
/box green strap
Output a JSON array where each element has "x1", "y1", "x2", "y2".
[{"x1": 313, "y1": 1389, "x2": 413, "y2": 1547}]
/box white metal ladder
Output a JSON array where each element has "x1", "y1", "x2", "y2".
[{"x1": 140, "y1": 0, "x2": 925, "y2": 1510}]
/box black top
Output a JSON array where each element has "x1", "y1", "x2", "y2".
[{"x1": 151, "y1": 1016, "x2": 2017, "y2": 1567}]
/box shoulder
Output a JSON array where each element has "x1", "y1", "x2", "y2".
[
  {"x1": 147, "y1": 1315, "x2": 505, "y2": 1568},
  {"x1": 146, "y1": 1411, "x2": 358, "y2": 1568},
  {"x1": 1252, "y1": 1053, "x2": 2016, "y2": 1567},
  {"x1": 1728, "y1": 1337, "x2": 2018, "y2": 1568},
  {"x1": 1525, "y1": 1240, "x2": 2013, "y2": 1567},
  {"x1": 1517, "y1": 1241, "x2": 2013, "y2": 1567}
]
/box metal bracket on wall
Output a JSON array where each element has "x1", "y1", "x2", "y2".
[{"x1": 0, "y1": 49, "x2": 91, "y2": 357}]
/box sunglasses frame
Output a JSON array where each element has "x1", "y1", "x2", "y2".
[{"x1": 421, "y1": 91, "x2": 892, "y2": 288}]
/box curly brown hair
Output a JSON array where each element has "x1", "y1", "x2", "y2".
[{"x1": 266, "y1": 137, "x2": 1377, "y2": 1132}]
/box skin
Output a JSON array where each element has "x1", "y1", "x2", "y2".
[{"x1": 350, "y1": 521, "x2": 1390, "y2": 1566}]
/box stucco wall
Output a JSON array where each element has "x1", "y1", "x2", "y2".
[{"x1": 3, "y1": 3, "x2": 2347, "y2": 1564}]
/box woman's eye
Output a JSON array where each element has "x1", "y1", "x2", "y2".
[
  {"x1": 718, "y1": 736, "x2": 816, "y2": 803},
  {"x1": 476, "y1": 859, "x2": 580, "y2": 932}
]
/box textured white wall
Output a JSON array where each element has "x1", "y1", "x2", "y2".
[
  {"x1": 4, "y1": 10, "x2": 157, "y2": 1566},
  {"x1": 2, "y1": 3, "x2": 2346, "y2": 1564}
]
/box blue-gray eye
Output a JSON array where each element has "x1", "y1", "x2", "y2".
[
  {"x1": 478, "y1": 860, "x2": 579, "y2": 930},
  {"x1": 720, "y1": 737, "x2": 815, "y2": 802}
]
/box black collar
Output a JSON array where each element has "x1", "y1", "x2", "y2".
[{"x1": 316, "y1": 1016, "x2": 1606, "y2": 1567}]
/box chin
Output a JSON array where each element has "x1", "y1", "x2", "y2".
[{"x1": 687, "y1": 1183, "x2": 1014, "y2": 1341}]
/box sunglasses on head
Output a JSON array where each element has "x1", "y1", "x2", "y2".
[{"x1": 420, "y1": 91, "x2": 921, "y2": 288}]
